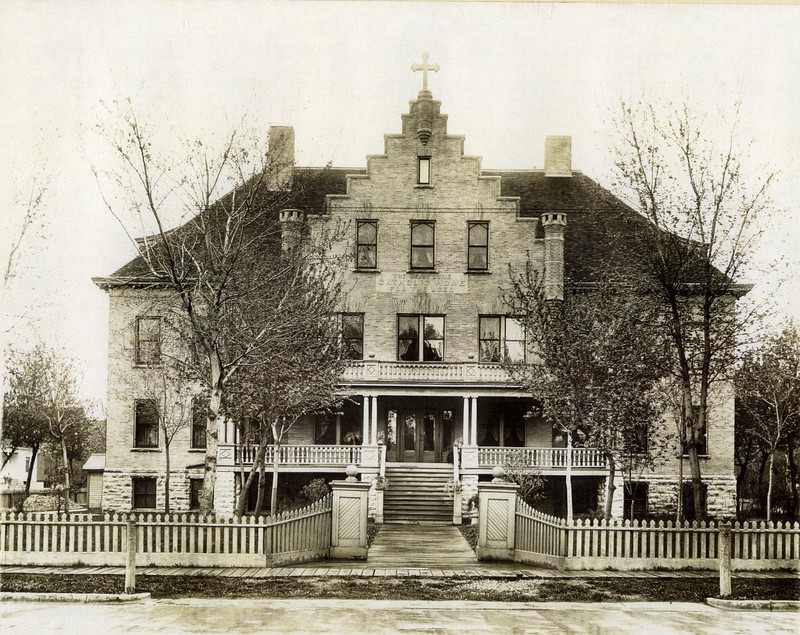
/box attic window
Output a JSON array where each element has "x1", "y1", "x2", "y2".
[{"x1": 418, "y1": 157, "x2": 431, "y2": 185}]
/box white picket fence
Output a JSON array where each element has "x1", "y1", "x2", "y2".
[
  {"x1": 514, "y1": 497, "x2": 800, "y2": 571},
  {"x1": 0, "y1": 495, "x2": 332, "y2": 568}
]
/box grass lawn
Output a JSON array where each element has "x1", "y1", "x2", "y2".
[{"x1": 2, "y1": 573, "x2": 797, "y2": 602}]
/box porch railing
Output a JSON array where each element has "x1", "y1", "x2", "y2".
[
  {"x1": 342, "y1": 360, "x2": 511, "y2": 383},
  {"x1": 477, "y1": 447, "x2": 605, "y2": 470},
  {"x1": 217, "y1": 444, "x2": 363, "y2": 467}
]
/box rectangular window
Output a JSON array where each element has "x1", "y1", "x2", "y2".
[
  {"x1": 398, "y1": 314, "x2": 444, "y2": 361},
  {"x1": 191, "y1": 397, "x2": 207, "y2": 449},
  {"x1": 623, "y1": 482, "x2": 649, "y2": 520},
  {"x1": 468, "y1": 221, "x2": 489, "y2": 270},
  {"x1": 134, "y1": 399, "x2": 159, "y2": 448},
  {"x1": 410, "y1": 221, "x2": 435, "y2": 269},
  {"x1": 479, "y1": 316, "x2": 525, "y2": 362},
  {"x1": 315, "y1": 412, "x2": 337, "y2": 445},
  {"x1": 132, "y1": 477, "x2": 157, "y2": 509},
  {"x1": 418, "y1": 157, "x2": 431, "y2": 185},
  {"x1": 355, "y1": 220, "x2": 377, "y2": 269},
  {"x1": 189, "y1": 478, "x2": 203, "y2": 510},
  {"x1": 135, "y1": 316, "x2": 161, "y2": 365},
  {"x1": 342, "y1": 313, "x2": 364, "y2": 360}
]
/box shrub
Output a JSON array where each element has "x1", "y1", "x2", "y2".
[{"x1": 301, "y1": 478, "x2": 330, "y2": 503}]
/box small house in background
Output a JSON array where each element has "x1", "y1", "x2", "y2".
[{"x1": 0, "y1": 447, "x2": 46, "y2": 508}]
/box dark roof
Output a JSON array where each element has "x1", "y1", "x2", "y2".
[
  {"x1": 488, "y1": 170, "x2": 656, "y2": 282},
  {"x1": 99, "y1": 166, "x2": 721, "y2": 289},
  {"x1": 100, "y1": 167, "x2": 359, "y2": 283}
]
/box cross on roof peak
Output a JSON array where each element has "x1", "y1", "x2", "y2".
[{"x1": 411, "y1": 52, "x2": 439, "y2": 93}]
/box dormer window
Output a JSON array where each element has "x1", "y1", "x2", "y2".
[{"x1": 418, "y1": 157, "x2": 431, "y2": 185}]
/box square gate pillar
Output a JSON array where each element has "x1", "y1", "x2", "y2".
[
  {"x1": 476, "y1": 480, "x2": 519, "y2": 561},
  {"x1": 330, "y1": 479, "x2": 371, "y2": 559}
]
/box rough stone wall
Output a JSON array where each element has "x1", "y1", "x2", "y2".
[
  {"x1": 214, "y1": 470, "x2": 236, "y2": 516},
  {"x1": 360, "y1": 471, "x2": 379, "y2": 518},
  {"x1": 460, "y1": 474, "x2": 480, "y2": 516},
  {"x1": 102, "y1": 469, "x2": 202, "y2": 512}
]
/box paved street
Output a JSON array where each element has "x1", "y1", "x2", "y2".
[{"x1": 2, "y1": 598, "x2": 798, "y2": 634}]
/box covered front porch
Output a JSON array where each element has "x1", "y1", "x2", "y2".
[{"x1": 216, "y1": 394, "x2": 606, "y2": 476}]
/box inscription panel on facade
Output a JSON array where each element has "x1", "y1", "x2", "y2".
[{"x1": 375, "y1": 272, "x2": 468, "y2": 294}]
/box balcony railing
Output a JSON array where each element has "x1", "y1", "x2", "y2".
[
  {"x1": 477, "y1": 447, "x2": 606, "y2": 470},
  {"x1": 342, "y1": 360, "x2": 512, "y2": 384},
  {"x1": 217, "y1": 444, "x2": 362, "y2": 467}
]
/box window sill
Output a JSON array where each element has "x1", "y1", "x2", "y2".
[
  {"x1": 133, "y1": 363, "x2": 164, "y2": 369},
  {"x1": 352, "y1": 268, "x2": 381, "y2": 274},
  {"x1": 188, "y1": 448, "x2": 207, "y2": 453},
  {"x1": 132, "y1": 507, "x2": 157, "y2": 512},
  {"x1": 131, "y1": 447, "x2": 161, "y2": 452},
  {"x1": 407, "y1": 269, "x2": 438, "y2": 274},
  {"x1": 682, "y1": 455, "x2": 710, "y2": 459},
  {"x1": 414, "y1": 184, "x2": 434, "y2": 189},
  {"x1": 466, "y1": 270, "x2": 492, "y2": 275}
]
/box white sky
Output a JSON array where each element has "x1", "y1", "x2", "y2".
[{"x1": 1, "y1": 1, "x2": 799, "y2": 406}]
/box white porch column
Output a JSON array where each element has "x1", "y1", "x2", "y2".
[
  {"x1": 470, "y1": 397, "x2": 478, "y2": 447},
  {"x1": 362, "y1": 396, "x2": 370, "y2": 445},
  {"x1": 370, "y1": 396, "x2": 378, "y2": 446},
  {"x1": 462, "y1": 397, "x2": 470, "y2": 445}
]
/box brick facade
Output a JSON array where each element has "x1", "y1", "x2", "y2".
[{"x1": 96, "y1": 81, "x2": 740, "y2": 521}]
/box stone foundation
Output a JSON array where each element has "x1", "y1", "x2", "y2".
[
  {"x1": 101, "y1": 468, "x2": 205, "y2": 513},
  {"x1": 460, "y1": 474, "x2": 479, "y2": 517},
  {"x1": 214, "y1": 470, "x2": 236, "y2": 516}
]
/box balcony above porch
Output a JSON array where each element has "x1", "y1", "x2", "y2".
[{"x1": 342, "y1": 360, "x2": 513, "y2": 385}]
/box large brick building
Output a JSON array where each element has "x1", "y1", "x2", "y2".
[{"x1": 94, "y1": 61, "x2": 737, "y2": 521}]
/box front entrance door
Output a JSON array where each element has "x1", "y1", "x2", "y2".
[{"x1": 399, "y1": 410, "x2": 452, "y2": 462}]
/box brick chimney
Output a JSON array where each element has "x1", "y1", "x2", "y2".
[
  {"x1": 279, "y1": 209, "x2": 305, "y2": 254},
  {"x1": 541, "y1": 213, "x2": 567, "y2": 301},
  {"x1": 544, "y1": 136, "x2": 572, "y2": 177},
  {"x1": 268, "y1": 126, "x2": 295, "y2": 190}
]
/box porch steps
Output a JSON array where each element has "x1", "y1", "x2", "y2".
[{"x1": 382, "y1": 464, "x2": 454, "y2": 524}]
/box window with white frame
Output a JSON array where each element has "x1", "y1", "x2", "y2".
[
  {"x1": 467, "y1": 222, "x2": 489, "y2": 270},
  {"x1": 410, "y1": 221, "x2": 435, "y2": 269},
  {"x1": 418, "y1": 157, "x2": 431, "y2": 185},
  {"x1": 134, "y1": 399, "x2": 159, "y2": 448},
  {"x1": 355, "y1": 221, "x2": 377, "y2": 269}
]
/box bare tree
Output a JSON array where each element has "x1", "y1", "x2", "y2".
[
  {"x1": 97, "y1": 109, "x2": 348, "y2": 513},
  {"x1": 610, "y1": 100, "x2": 776, "y2": 519},
  {"x1": 507, "y1": 269, "x2": 668, "y2": 521},
  {"x1": 736, "y1": 324, "x2": 800, "y2": 522},
  {"x1": 226, "y1": 262, "x2": 347, "y2": 517}
]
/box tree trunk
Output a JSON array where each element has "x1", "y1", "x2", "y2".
[
  {"x1": 24, "y1": 443, "x2": 39, "y2": 497},
  {"x1": 565, "y1": 433, "x2": 573, "y2": 523},
  {"x1": 60, "y1": 433, "x2": 70, "y2": 516},
  {"x1": 687, "y1": 443, "x2": 704, "y2": 520},
  {"x1": 766, "y1": 448, "x2": 775, "y2": 524},
  {"x1": 199, "y1": 365, "x2": 223, "y2": 514},
  {"x1": 786, "y1": 433, "x2": 799, "y2": 521},
  {"x1": 270, "y1": 442, "x2": 280, "y2": 518},
  {"x1": 254, "y1": 453, "x2": 268, "y2": 517},
  {"x1": 236, "y1": 443, "x2": 266, "y2": 517},
  {"x1": 164, "y1": 439, "x2": 171, "y2": 514},
  {"x1": 677, "y1": 449, "x2": 684, "y2": 523},
  {"x1": 604, "y1": 456, "x2": 616, "y2": 521}
]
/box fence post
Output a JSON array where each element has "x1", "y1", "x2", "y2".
[
  {"x1": 125, "y1": 517, "x2": 137, "y2": 594},
  {"x1": 476, "y1": 467, "x2": 519, "y2": 561},
  {"x1": 719, "y1": 521, "x2": 732, "y2": 598},
  {"x1": 330, "y1": 466, "x2": 371, "y2": 559}
]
